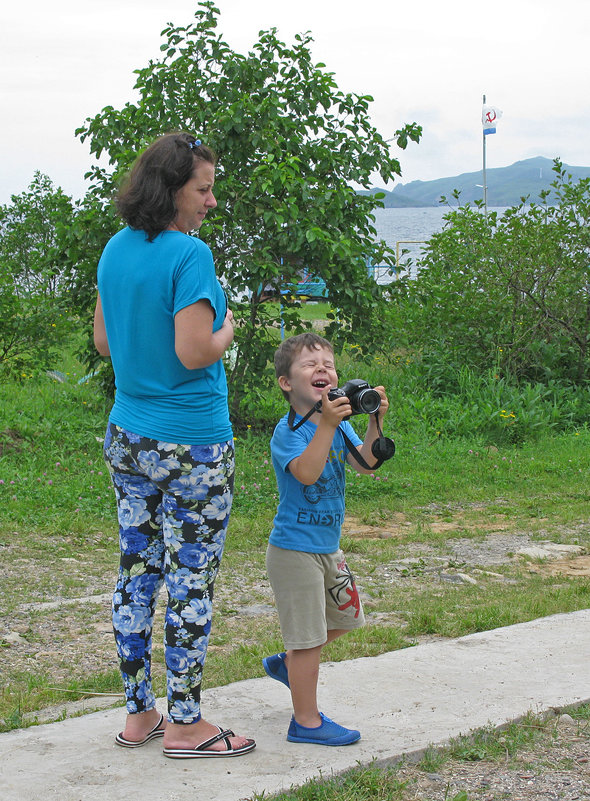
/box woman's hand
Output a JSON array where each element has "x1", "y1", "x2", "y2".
[{"x1": 223, "y1": 308, "x2": 235, "y2": 330}]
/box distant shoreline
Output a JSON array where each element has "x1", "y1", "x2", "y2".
[{"x1": 364, "y1": 156, "x2": 590, "y2": 208}]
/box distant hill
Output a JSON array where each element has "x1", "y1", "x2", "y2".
[{"x1": 367, "y1": 157, "x2": 590, "y2": 207}]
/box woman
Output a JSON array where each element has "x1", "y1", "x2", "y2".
[{"x1": 94, "y1": 132, "x2": 255, "y2": 759}]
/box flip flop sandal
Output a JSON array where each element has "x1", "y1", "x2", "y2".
[
  {"x1": 163, "y1": 726, "x2": 256, "y2": 759},
  {"x1": 115, "y1": 713, "x2": 166, "y2": 748}
]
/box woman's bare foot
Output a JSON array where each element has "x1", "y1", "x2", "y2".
[{"x1": 119, "y1": 708, "x2": 165, "y2": 744}]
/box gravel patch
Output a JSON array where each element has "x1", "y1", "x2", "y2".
[{"x1": 395, "y1": 713, "x2": 590, "y2": 801}]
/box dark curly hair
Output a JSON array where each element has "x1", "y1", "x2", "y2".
[{"x1": 116, "y1": 132, "x2": 216, "y2": 241}]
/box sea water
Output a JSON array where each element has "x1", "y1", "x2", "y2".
[{"x1": 372, "y1": 206, "x2": 507, "y2": 281}]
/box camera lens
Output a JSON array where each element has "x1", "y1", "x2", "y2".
[{"x1": 356, "y1": 388, "x2": 381, "y2": 415}]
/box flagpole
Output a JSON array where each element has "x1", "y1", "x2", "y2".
[{"x1": 482, "y1": 93, "x2": 488, "y2": 219}]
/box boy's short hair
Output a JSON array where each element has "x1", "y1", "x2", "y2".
[{"x1": 274, "y1": 332, "x2": 334, "y2": 400}]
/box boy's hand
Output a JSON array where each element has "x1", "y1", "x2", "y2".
[
  {"x1": 320, "y1": 386, "x2": 352, "y2": 427},
  {"x1": 373, "y1": 386, "x2": 389, "y2": 418},
  {"x1": 351, "y1": 385, "x2": 392, "y2": 474},
  {"x1": 288, "y1": 386, "x2": 352, "y2": 486}
]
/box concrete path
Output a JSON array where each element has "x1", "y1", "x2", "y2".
[{"x1": 1, "y1": 609, "x2": 589, "y2": 801}]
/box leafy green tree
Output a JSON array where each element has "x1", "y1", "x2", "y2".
[
  {"x1": 54, "y1": 189, "x2": 120, "y2": 394},
  {"x1": 494, "y1": 164, "x2": 590, "y2": 383},
  {"x1": 384, "y1": 162, "x2": 590, "y2": 388},
  {"x1": 0, "y1": 172, "x2": 74, "y2": 297},
  {"x1": 70, "y1": 1, "x2": 420, "y2": 423},
  {"x1": 0, "y1": 173, "x2": 75, "y2": 376}
]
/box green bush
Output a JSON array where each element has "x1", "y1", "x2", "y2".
[
  {"x1": 383, "y1": 163, "x2": 590, "y2": 387},
  {"x1": 0, "y1": 173, "x2": 76, "y2": 376},
  {"x1": 67, "y1": 2, "x2": 421, "y2": 426},
  {"x1": 375, "y1": 359, "x2": 586, "y2": 446}
]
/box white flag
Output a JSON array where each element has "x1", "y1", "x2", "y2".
[{"x1": 482, "y1": 104, "x2": 502, "y2": 135}]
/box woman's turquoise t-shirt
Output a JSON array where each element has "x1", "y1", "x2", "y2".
[{"x1": 97, "y1": 226, "x2": 231, "y2": 445}]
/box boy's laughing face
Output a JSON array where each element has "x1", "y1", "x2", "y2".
[{"x1": 278, "y1": 345, "x2": 339, "y2": 414}]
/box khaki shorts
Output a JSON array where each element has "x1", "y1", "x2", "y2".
[{"x1": 266, "y1": 544, "x2": 365, "y2": 650}]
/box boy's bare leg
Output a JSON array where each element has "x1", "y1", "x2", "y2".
[
  {"x1": 286, "y1": 629, "x2": 349, "y2": 727},
  {"x1": 287, "y1": 644, "x2": 322, "y2": 727}
]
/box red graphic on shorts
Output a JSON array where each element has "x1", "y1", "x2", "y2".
[
  {"x1": 328, "y1": 559, "x2": 361, "y2": 618},
  {"x1": 339, "y1": 582, "x2": 361, "y2": 618}
]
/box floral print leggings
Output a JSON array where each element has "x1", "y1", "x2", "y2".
[{"x1": 103, "y1": 423, "x2": 234, "y2": 724}]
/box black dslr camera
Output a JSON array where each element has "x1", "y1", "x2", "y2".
[
  {"x1": 327, "y1": 379, "x2": 381, "y2": 417},
  {"x1": 294, "y1": 378, "x2": 393, "y2": 466}
]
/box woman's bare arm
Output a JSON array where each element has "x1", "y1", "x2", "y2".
[
  {"x1": 93, "y1": 294, "x2": 110, "y2": 357},
  {"x1": 174, "y1": 300, "x2": 235, "y2": 370}
]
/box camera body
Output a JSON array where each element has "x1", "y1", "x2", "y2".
[{"x1": 327, "y1": 379, "x2": 381, "y2": 417}]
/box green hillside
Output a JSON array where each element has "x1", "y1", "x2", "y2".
[{"x1": 370, "y1": 157, "x2": 590, "y2": 207}]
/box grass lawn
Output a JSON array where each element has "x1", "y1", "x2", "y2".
[{"x1": 0, "y1": 341, "x2": 589, "y2": 798}]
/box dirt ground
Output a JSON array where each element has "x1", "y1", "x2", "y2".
[
  {"x1": 1, "y1": 510, "x2": 589, "y2": 799},
  {"x1": 394, "y1": 712, "x2": 590, "y2": 801},
  {"x1": 341, "y1": 514, "x2": 590, "y2": 800}
]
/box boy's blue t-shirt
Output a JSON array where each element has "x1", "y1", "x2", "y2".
[
  {"x1": 97, "y1": 226, "x2": 231, "y2": 444},
  {"x1": 269, "y1": 413, "x2": 362, "y2": 554}
]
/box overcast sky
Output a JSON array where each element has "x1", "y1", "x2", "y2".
[{"x1": 1, "y1": 0, "x2": 589, "y2": 205}]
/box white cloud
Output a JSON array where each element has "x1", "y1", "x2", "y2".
[{"x1": 1, "y1": 0, "x2": 589, "y2": 204}]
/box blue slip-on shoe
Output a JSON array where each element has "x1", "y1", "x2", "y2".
[
  {"x1": 262, "y1": 652, "x2": 290, "y2": 688},
  {"x1": 287, "y1": 713, "x2": 361, "y2": 746}
]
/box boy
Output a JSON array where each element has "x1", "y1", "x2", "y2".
[{"x1": 263, "y1": 332, "x2": 390, "y2": 745}]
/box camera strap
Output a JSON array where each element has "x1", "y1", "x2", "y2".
[
  {"x1": 287, "y1": 404, "x2": 320, "y2": 431},
  {"x1": 287, "y1": 406, "x2": 395, "y2": 470}
]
